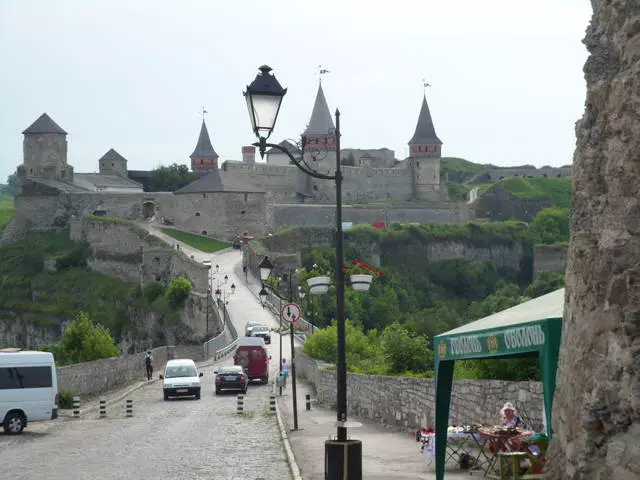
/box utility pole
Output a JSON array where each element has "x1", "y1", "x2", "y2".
[{"x1": 287, "y1": 272, "x2": 299, "y2": 431}]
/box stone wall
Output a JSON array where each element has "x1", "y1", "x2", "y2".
[
  {"x1": 56, "y1": 344, "x2": 206, "y2": 397},
  {"x1": 533, "y1": 244, "x2": 568, "y2": 277},
  {"x1": 482, "y1": 165, "x2": 572, "y2": 182},
  {"x1": 267, "y1": 202, "x2": 471, "y2": 230},
  {"x1": 475, "y1": 186, "x2": 553, "y2": 221},
  {"x1": 295, "y1": 351, "x2": 544, "y2": 431}
]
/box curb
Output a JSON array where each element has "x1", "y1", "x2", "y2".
[
  {"x1": 61, "y1": 379, "x2": 158, "y2": 418},
  {"x1": 275, "y1": 395, "x2": 303, "y2": 480}
]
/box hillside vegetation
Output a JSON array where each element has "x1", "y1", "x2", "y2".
[
  {"x1": 0, "y1": 193, "x2": 14, "y2": 233},
  {"x1": 0, "y1": 232, "x2": 183, "y2": 341},
  {"x1": 494, "y1": 177, "x2": 572, "y2": 207},
  {"x1": 440, "y1": 157, "x2": 490, "y2": 180}
]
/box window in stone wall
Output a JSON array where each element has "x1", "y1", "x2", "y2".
[
  {"x1": 195, "y1": 212, "x2": 200, "y2": 216},
  {"x1": 241, "y1": 210, "x2": 246, "y2": 215},
  {"x1": 244, "y1": 193, "x2": 248, "y2": 202},
  {"x1": 155, "y1": 275, "x2": 161, "y2": 282},
  {"x1": 202, "y1": 230, "x2": 207, "y2": 235}
]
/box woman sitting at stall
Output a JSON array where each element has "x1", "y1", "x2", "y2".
[{"x1": 501, "y1": 402, "x2": 524, "y2": 428}]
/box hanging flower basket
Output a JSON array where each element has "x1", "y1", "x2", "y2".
[
  {"x1": 307, "y1": 276, "x2": 330, "y2": 294},
  {"x1": 350, "y1": 274, "x2": 373, "y2": 291}
]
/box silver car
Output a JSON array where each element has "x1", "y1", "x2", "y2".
[{"x1": 245, "y1": 321, "x2": 264, "y2": 337}]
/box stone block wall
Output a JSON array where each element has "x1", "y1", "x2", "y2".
[
  {"x1": 296, "y1": 351, "x2": 544, "y2": 431},
  {"x1": 57, "y1": 345, "x2": 206, "y2": 397},
  {"x1": 533, "y1": 244, "x2": 568, "y2": 277}
]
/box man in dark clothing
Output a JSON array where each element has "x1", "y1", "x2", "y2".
[{"x1": 144, "y1": 351, "x2": 153, "y2": 380}]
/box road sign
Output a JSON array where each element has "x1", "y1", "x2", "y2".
[{"x1": 281, "y1": 303, "x2": 301, "y2": 324}]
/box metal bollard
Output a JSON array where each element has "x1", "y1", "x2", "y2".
[
  {"x1": 306, "y1": 394, "x2": 311, "y2": 411},
  {"x1": 125, "y1": 399, "x2": 133, "y2": 417},
  {"x1": 99, "y1": 399, "x2": 106, "y2": 418},
  {"x1": 269, "y1": 395, "x2": 276, "y2": 414},
  {"x1": 237, "y1": 394, "x2": 244, "y2": 414},
  {"x1": 72, "y1": 396, "x2": 81, "y2": 418}
]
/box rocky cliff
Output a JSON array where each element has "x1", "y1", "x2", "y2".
[{"x1": 546, "y1": 1, "x2": 640, "y2": 478}]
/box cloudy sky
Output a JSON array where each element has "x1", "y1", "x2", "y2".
[{"x1": 0, "y1": 0, "x2": 591, "y2": 182}]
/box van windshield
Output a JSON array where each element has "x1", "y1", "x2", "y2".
[{"x1": 165, "y1": 365, "x2": 197, "y2": 378}]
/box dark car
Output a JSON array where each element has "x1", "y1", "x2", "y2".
[
  {"x1": 215, "y1": 365, "x2": 248, "y2": 394},
  {"x1": 232, "y1": 240, "x2": 241, "y2": 249},
  {"x1": 251, "y1": 325, "x2": 271, "y2": 344}
]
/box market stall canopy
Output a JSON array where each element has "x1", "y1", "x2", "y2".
[{"x1": 432, "y1": 288, "x2": 565, "y2": 480}]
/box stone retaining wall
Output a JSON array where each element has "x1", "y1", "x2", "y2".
[
  {"x1": 57, "y1": 345, "x2": 205, "y2": 396},
  {"x1": 295, "y1": 351, "x2": 544, "y2": 431}
]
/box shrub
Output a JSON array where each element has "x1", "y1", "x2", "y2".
[
  {"x1": 165, "y1": 276, "x2": 192, "y2": 309},
  {"x1": 58, "y1": 390, "x2": 75, "y2": 409}
]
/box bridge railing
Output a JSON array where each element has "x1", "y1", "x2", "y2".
[
  {"x1": 203, "y1": 300, "x2": 239, "y2": 360},
  {"x1": 263, "y1": 290, "x2": 319, "y2": 343}
]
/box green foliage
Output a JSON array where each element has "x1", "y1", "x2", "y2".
[
  {"x1": 341, "y1": 153, "x2": 356, "y2": 166},
  {"x1": 4, "y1": 174, "x2": 20, "y2": 196},
  {"x1": 446, "y1": 182, "x2": 473, "y2": 201},
  {"x1": 380, "y1": 322, "x2": 432, "y2": 374},
  {"x1": 0, "y1": 192, "x2": 14, "y2": 233},
  {"x1": 57, "y1": 390, "x2": 75, "y2": 409},
  {"x1": 56, "y1": 244, "x2": 89, "y2": 270},
  {"x1": 143, "y1": 282, "x2": 166, "y2": 303},
  {"x1": 160, "y1": 228, "x2": 230, "y2": 252},
  {"x1": 165, "y1": 276, "x2": 192, "y2": 309},
  {"x1": 524, "y1": 271, "x2": 564, "y2": 298},
  {"x1": 492, "y1": 177, "x2": 572, "y2": 208},
  {"x1": 529, "y1": 207, "x2": 570, "y2": 244},
  {"x1": 147, "y1": 163, "x2": 197, "y2": 192},
  {"x1": 43, "y1": 312, "x2": 119, "y2": 365}
]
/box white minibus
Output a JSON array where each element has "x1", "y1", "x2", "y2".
[{"x1": 0, "y1": 349, "x2": 59, "y2": 434}]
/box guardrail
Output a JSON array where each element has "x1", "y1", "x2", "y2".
[{"x1": 203, "y1": 299, "x2": 239, "y2": 360}]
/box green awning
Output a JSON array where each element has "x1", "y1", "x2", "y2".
[{"x1": 433, "y1": 288, "x2": 564, "y2": 480}]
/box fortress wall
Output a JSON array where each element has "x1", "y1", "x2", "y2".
[
  {"x1": 533, "y1": 244, "x2": 568, "y2": 277},
  {"x1": 267, "y1": 202, "x2": 472, "y2": 229},
  {"x1": 222, "y1": 162, "x2": 299, "y2": 200},
  {"x1": 485, "y1": 166, "x2": 572, "y2": 180},
  {"x1": 158, "y1": 191, "x2": 267, "y2": 242}
]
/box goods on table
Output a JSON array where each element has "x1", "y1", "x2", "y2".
[{"x1": 479, "y1": 425, "x2": 521, "y2": 436}]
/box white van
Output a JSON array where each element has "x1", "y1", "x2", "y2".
[
  {"x1": 160, "y1": 358, "x2": 203, "y2": 400},
  {"x1": 0, "y1": 349, "x2": 59, "y2": 434}
]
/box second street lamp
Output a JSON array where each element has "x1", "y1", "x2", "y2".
[{"x1": 245, "y1": 65, "x2": 361, "y2": 479}]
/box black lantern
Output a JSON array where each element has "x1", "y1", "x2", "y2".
[
  {"x1": 230, "y1": 283, "x2": 236, "y2": 294},
  {"x1": 224, "y1": 274, "x2": 229, "y2": 284},
  {"x1": 244, "y1": 65, "x2": 287, "y2": 140},
  {"x1": 258, "y1": 286, "x2": 268, "y2": 306},
  {"x1": 258, "y1": 256, "x2": 274, "y2": 281},
  {"x1": 215, "y1": 288, "x2": 222, "y2": 301}
]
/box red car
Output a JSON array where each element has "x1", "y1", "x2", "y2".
[{"x1": 233, "y1": 337, "x2": 271, "y2": 384}]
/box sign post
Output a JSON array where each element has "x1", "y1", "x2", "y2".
[{"x1": 281, "y1": 302, "x2": 301, "y2": 431}]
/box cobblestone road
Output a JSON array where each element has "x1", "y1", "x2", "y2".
[{"x1": 0, "y1": 250, "x2": 294, "y2": 480}]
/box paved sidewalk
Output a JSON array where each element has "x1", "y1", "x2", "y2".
[{"x1": 277, "y1": 379, "x2": 471, "y2": 480}]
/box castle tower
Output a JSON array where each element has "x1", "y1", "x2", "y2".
[
  {"x1": 242, "y1": 146, "x2": 256, "y2": 164},
  {"x1": 190, "y1": 119, "x2": 219, "y2": 172},
  {"x1": 303, "y1": 82, "x2": 336, "y2": 151},
  {"x1": 18, "y1": 113, "x2": 74, "y2": 182},
  {"x1": 409, "y1": 95, "x2": 442, "y2": 200},
  {"x1": 98, "y1": 148, "x2": 128, "y2": 177},
  {"x1": 408, "y1": 95, "x2": 442, "y2": 158}
]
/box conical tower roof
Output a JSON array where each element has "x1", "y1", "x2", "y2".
[
  {"x1": 22, "y1": 113, "x2": 67, "y2": 135},
  {"x1": 303, "y1": 82, "x2": 335, "y2": 136},
  {"x1": 408, "y1": 95, "x2": 442, "y2": 145},
  {"x1": 190, "y1": 120, "x2": 218, "y2": 158},
  {"x1": 98, "y1": 148, "x2": 128, "y2": 164}
]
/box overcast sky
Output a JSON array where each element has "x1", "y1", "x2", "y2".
[{"x1": 0, "y1": 0, "x2": 592, "y2": 182}]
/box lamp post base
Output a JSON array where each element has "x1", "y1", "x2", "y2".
[{"x1": 324, "y1": 439, "x2": 362, "y2": 480}]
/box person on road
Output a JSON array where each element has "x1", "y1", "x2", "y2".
[
  {"x1": 144, "y1": 350, "x2": 154, "y2": 381},
  {"x1": 281, "y1": 358, "x2": 289, "y2": 388}
]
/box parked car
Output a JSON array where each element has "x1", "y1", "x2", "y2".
[
  {"x1": 160, "y1": 359, "x2": 203, "y2": 400},
  {"x1": 232, "y1": 240, "x2": 241, "y2": 249},
  {"x1": 202, "y1": 260, "x2": 212, "y2": 268},
  {"x1": 214, "y1": 365, "x2": 248, "y2": 394},
  {"x1": 0, "y1": 349, "x2": 59, "y2": 434},
  {"x1": 245, "y1": 321, "x2": 263, "y2": 337},
  {"x1": 233, "y1": 337, "x2": 271, "y2": 384},
  {"x1": 251, "y1": 325, "x2": 271, "y2": 344}
]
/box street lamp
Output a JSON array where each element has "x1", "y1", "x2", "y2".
[
  {"x1": 245, "y1": 65, "x2": 360, "y2": 478},
  {"x1": 258, "y1": 255, "x2": 274, "y2": 281}
]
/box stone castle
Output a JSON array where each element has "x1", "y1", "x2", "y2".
[{"x1": 3, "y1": 84, "x2": 474, "y2": 244}]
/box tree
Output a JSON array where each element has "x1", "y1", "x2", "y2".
[
  {"x1": 341, "y1": 153, "x2": 356, "y2": 166},
  {"x1": 380, "y1": 322, "x2": 433, "y2": 374},
  {"x1": 4, "y1": 173, "x2": 20, "y2": 196},
  {"x1": 147, "y1": 164, "x2": 196, "y2": 192},
  {"x1": 524, "y1": 270, "x2": 564, "y2": 298},
  {"x1": 165, "y1": 276, "x2": 192, "y2": 309},
  {"x1": 43, "y1": 311, "x2": 119, "y2": 365},
  {"x1": 530, "y1": 207, "x2": 570, "y2": 244}
]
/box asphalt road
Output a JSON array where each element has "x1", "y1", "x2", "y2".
[{"x1": 0, "y1": 249, "x2": 297, "y2": 480}]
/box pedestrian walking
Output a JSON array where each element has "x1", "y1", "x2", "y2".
[
  {"x1": 144, "y1": 350, "x2": 154, "y2": 381},
  {"x1": 281, "y1": 358, "x2": 289, "y2": 388}
]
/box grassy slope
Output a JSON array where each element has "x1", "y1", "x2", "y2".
[
  {"x1": 160, "y1": 228, "x2": 230, "y2": 252},
  {"x1": 440, "y1": 157, "x2": 489, "y2": 178},
  {"x1": 0, "y1": 193, "x2": 14, "y2": 233},
  {"x1": 0, "y1": 232, "x2": 174, "y2": 337},
  {"x1": 495, "y1": 177, "x2": 572, "y2": 207}
]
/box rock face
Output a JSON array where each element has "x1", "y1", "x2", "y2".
[{"x1": 546, "y1": 1, "x2": 640, "y2": 478}]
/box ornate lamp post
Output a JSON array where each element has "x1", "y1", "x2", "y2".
[{"x1": 244, "y1": 65, "x2": 361, "y2": 478}]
